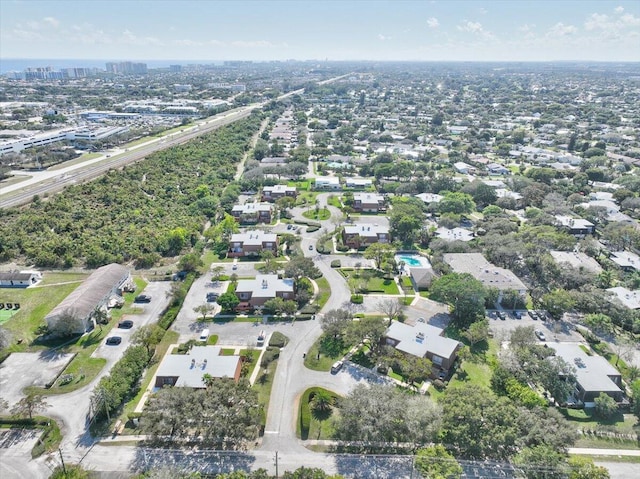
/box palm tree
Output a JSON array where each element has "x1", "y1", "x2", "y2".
[{"x1": 310, "y1": 390, "x2": 334, "y2": 414}]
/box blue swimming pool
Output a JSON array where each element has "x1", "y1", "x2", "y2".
[{"x1": 395, "y1": 254, "x2": 431, "y2": 268}]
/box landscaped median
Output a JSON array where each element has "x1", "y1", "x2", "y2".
[
  {"x1": 297, "y1": 387, "x2": 341, "y2": 440},
  {"x1": 338, "y1": 268, "x2": 400, "y2": 295}
]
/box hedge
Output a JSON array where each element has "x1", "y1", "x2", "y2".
[
  {"x1": 269, "y1": 331, "x2": 289, "y2": 348},
  {"x1": 330, "y1": 260, "x2": 341, "y2": 268},
  {"x1": 351, "y1": 294, "x2": 364, "y2": 304},
  {"x1": 157, "y1": 272, "x2": 196, "y2": 330},
  {"x1": 298, "y1": 387, "x2": 339, "y2": 440}
]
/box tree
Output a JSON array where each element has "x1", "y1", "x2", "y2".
[
  {"x1": 594, "y1": 393, "x2": 618, "y2": 419},
  {"x1": 310, "y1": 389, "x2": 334, "y2": 414},
  {"x1": 363, "y1": 243, "x2": 395, "y2": 270},
  {"x1": 284, "y1": 256, "x2": 322, "y2": 280},
  {"x1": 463, "y1": 319, "x2": 489, "y2": 347},
  {"x1": 438, "y1": 192, "x2": 476, "y2": 215},
  {"x1": 211, "y1": 265, "x2": 225, "y2": 282},
  {"x1": 194, "y1": 303, "x2": 216, "y2": 322},
  {"x1": 440, "y1": 384, "x2": 520, "y2": 459},
  {"x1": 11, "y1": 394, "x2": 50, "y2": 419},
  {"x1": 217, "y1": 292, "x2": 240, "y2": 313},
  {"x1": 334, "y1": 383, "x2": 441, "y2": 445},
  {"x1": 263, "y1": 297, "x2": 285, "y2": 315},
  {"x1": 513, "y1": 445, "x2": 566, "y2": 479},
  {"x1": 540, "y1": 289, "x2": 575, "y2": 320},
  {"x1": 50, "y1": 464, "x2": 91, "y2": 479},
  {"x1": 376, "y1": 298, "x2": 405, "y2": 326},
  {"x1": 415, "y1": 445, "x2": 463, "y2": 479},
  {"x1": 260, "y1": 250, "x2": 278, "y2": 274},
  {"x1": 583, "y1": 313, "x2": 614, "y2": 337},
  {"x1": 178, "y1": 252, "x2": 203, "y2": 272},
  {"x1": 344, "y1": 317, "x2": 388, "y2": 356},
  {"x1": 49, "y1": 310, "x2": 82, "y2": 338},
  {"x1": 320, "y1": 309, "x2": 353, "y2": 338},
  {"x1": 631, "y1": 380, "x2": 640, "y2": 421},
  {"x1": 429, "y1": 273, "x2": 486, "y2": 328},
  {"x1": 131, "y1": 324, "x2": 165, "y2": 355},
  {"x1": 567, "y1": 456, "x2": 610, "y2": 479},
  {"x1": 610, "y1": 334, "x2": 637, "y2": 367}
]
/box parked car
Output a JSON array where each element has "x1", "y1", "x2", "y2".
[
  {"x1": 309, "y1": 244, "x2": 314, "y2": 250},
  {"x1": 287, "y1": 224, "x2": 293, "y2": 230},
  {"x1": 514, "y1": 311, "x2": 522, "y2": 319},
  {"x1": 232, "y1": 264, "x2": 238, "y2": 270},
  {"x1": 497, "y1": 311, "x2": 506, "y2": 320},
  {"x1": 331, "y1": 361, "x2": 344, "y2": 373},
  {"x1": 438, "y1": 370, "x2": 447, "y2": 380},
  {"x1": 106, "y1": 336, "x2": 122, "y2": 345},
  {"x1": 535, "y1": 329, "x2": 546, "y2": 341},
  {"x1": 118, "y1": 320, "x2": 133, "y2": 329},
  {"x1": 529, "y1": 310, "x2": 538, "y2": 320},
  {"x1": 134, "y1": 294, "x2": 152, "y2": 303},
  {"x1": 206, "y1": 292, "x2": 219, "y2": 302}
]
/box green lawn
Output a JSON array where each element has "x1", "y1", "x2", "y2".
[
  {"x1": 0, "y1": 273, "x2": 87, "y2": 348},
  {"x1": 304, "y1": 334, "x2": 352, "y2": 371},
  {"x1": 560, "y1": 408, "x2": 639, "y2": 435},
  {"x1": 327, "y1": 195, "x2": 342, "y2": 208},
  {"x1": 340, "y1": 269, "x2": 400, "y2": 295},
  {"x1": 221, "y1": 348, "x2": 237, "y2": 356},
  {"x1": 302, "y1": 208, "x2": 331, "y2": 221},
  {"x1": 252, "y1": 347, "x2": 280, "y2": 431},
  {"x1": 315, "y1": 277, "x2": 331, "y2": 309},
  {"x1": 48, "y1": 152, "x2": 102, "y2": 171},
  {"x1": 297, "y1": 387, "x2": 341, "y2": 440}
]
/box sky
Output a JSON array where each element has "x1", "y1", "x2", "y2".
[{"x1": 1, "y1": 0, "x2": 639, "y2": 63}]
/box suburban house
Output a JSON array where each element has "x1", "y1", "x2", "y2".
[
  {"x1": 547, "y1": 343, "x2": 624, "y2": 407},
  {"x1": 549, "y1": 251, "x2": 603, "y2": 274},
  {"x1": 154, "y1": 346, "x2": 242, "y2": 388},
  {"x1": 231, "y1": 203, "x2": 273, "y2": 224},
  {"x1": 353, "y1": 192, "x2": 386, "y2": 213},
  {"x1": 415, "y1": 193, "x2": 443, "y2": 205},
  {"x1": 0, "y1": 270, "x2": 42, "y2": 288},
  {"x1": 606, "y1": 286, "x2": 640, "y2": 310},
  {"x1": 442, "y1": 253, "x2": 527, "y2": 302},
  {"x1": 384, "y1": 321, "x2": 461, "y2": 373},
  {"x1": 235, "y1": 274, "x2": 295, "y2": 310},
  {"x1": 434, "y1": 227, "x2": 474, "y2": 242},
  {"x1": 228, "y1": 231, "x2": 279, "y2": 258},
  {"x1": 487, "y1": 163, "x2": 510, "y2": 175},
  {"x1": 342, "y1": 224, "x2": 390, "y2": 249},
  {"x1": 261, "y1": 184, "x2": 297, "y2": 202},
  {"x1": 453, "y1": 161, "x2": 476, "y2": 174},
  {"x1": 45, "y1": 263, "x2": 131, "y2": 334},
  {"x1": 314, "y1": 177, "x2": 341, "y2": 190},
  {"x1": 609, "y1": 251, "x2": 640, "y2": 272},
  {"x1": 345, "y1": 178, "x2": 373, "y2": 189},
  {"x1": 555, "y1": 215, "x2": 595, "y2": 237}
]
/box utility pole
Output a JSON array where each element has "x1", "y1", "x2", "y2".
[
  {"x1": 58, "y1": 448, "x2": 67, "y2": 476},
  {"x1": 274, "y1": 451, "x2": 279, "y2": 479}
]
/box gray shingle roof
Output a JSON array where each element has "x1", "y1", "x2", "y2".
[{"x1": 386, "y1": 321, "x2": 460, "y2": 360}]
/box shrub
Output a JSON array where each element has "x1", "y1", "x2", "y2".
[
  {"x1": 351, "y1": 294, "x2": 364, "y2": 304},
  {"x1": 306, "y1": 225, "x2": 320, "y2": 232},
  {"x1": 269, "y1": 331, "x2": 289, "y2": 348},
  {"x1": 330, "y1": 260, "x2": 341, "y2": 268}
]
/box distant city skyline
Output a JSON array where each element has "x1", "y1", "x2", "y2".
[{"x1": 1, "y1": 0, "x2": 639, "y2": 63}]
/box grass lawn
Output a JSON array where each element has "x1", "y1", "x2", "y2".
[
  {"x1": 304, "y1": 334, "x2": 352, "y2": 371},
  {"x1": 288, "y1": 180, "x2": 311, "y2": 191},
  {"x1": 297, "y1": 387, "x2": 341, "y2": 440},
  {"x1": 48, "y1": 152, "x2": 102, "y2": 170},
  {"x1": 252, "y1": 348, "x2": 280, "y2": 431},
  {"x1": 221, "y1": 348, "x2": 237, "y2": 356},
  {"x1": 327, "y1": 195, "x2": 342, "y2": 208},
  {"x1": 315, "y1": 277, "x2": 331, "y2": 309},
  {"x1": 302, "y1": 208, "x2": 331, "y2": 221},
  {"x1": 0, "y1": 273, "x2": 87, "y2": 347},
  {"x1": 560, "y1": 408, "x2": 639, "y2": 435},
  {"x1": 350, "y1": 344, "x2": 375, "y2": 369},
  {"x1": 340, "y1": 269, "x2": 400, "y2": 295}
]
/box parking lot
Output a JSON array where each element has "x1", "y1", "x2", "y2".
[
  {"x1": 487, "y1": 310, "x2": 584, "y2": 343},
  {"x1": 0, "y1": 351, "x2": 74, "y2": 408}
]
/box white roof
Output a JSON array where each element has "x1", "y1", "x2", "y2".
[
  {"x1": 155, "y1": 346, "x2": 240, "y2": 388},
  {"x1": 236, "y1": 274, "x2": 294, "y2": 298},
  {"x1": 435, "y1": 227, "x2": 474, "y2": 242},
  {"x1": 315, "y1": 177, "x2": 340, "y2": 185},
  {"x1": 547, "y1": 343, "x2": 622, "y2": 395},
  {"x1": 443, "y1": 253, "x2": 527, "y2": 292},
  {"x1": 354, "y1": 192, "x2": 383, "y2": 203},
  {"x1": 610, "y1": 251, "x2": 640, "y2": 271},
  {"x1": 344, "y1": 224, "x2": 389, "y2": 237},
  {"x1": 415, "y1": 193, "x2": 443, "y2": 204},
  {"x1": 607, "y1": 286, "x2": 640, "y2": 309},
  {"x1": 263, "y1": 184, "x2": 296, "y2": 193},
  {"x1": 386, "y1": 321, "x2": 460, "y2": 359},
  {"x1": 232, "y1": 203, "x2": 272, "y2": 213},
  {"x1": 550, "y1": 251, "x2": 603, "y2": 274},
  {"x1": 555, "y1": 215, "x2": 595, "y2": 229},
  {"x1": 230, "y1": 230, "x2": 277, "y2": 245}
]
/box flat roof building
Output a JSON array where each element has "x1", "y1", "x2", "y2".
[
  {"x1": 154, "y1": 346, "x2": 242, "y2": 388},
  {"x1": 443, "y1": 253, "x2": 527, "y2": 297}
]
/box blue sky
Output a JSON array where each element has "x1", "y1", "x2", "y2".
[{"x1": 1, "y1": 0, "x2": 639, "y2": 62}]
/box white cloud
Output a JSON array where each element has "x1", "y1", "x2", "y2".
[
  {"x1": 547, "y1": 22, "x2": 577, "y2": 37},
  {"x1": 584, "y1": 13, "x2": 609, "y2": 30},
  {"x1": 378, "y1": 33, "x2": 391, "y2": 41},
  {"x1": 121, "y1": 30, "x2": 163, "y2": 46},
  {"x1": 43, "y1": 17, "x2": 59, "y2": 28},
  {"x1": 620, "y1": 13, "x2": 640, "y2": 26},
  {"x1": 615, "y1": 6, "x2": 624, "y2": 14},
  {"x1": 584, "y1": 11, "x2": 640, "y2": 31},
  {"x1": 231, "y1": 40, "x2": 275, "y2": 48},
  {"x1": 426, "y1": 17, "x2": 439, "y2": 29},
  {"x1": 458, "y1": 21, "x2": 483, "y2": 34}
]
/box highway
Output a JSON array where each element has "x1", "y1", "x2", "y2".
[
  {"x1": 0, "y1": 106, "x2": 257, "y2": 209},
  {"x1": 0, "y1": 73, "x2": 353, "y2": 210}
]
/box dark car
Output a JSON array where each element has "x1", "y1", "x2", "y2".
[
  {"x1": 497, "y1": 311, "x2": 506, "y2": 320},
  {"x1": 206, "y1": 292, "x2": 219, "y2": 302},
  {"x1": 118, "y1": 320, "x2": 133, "y2": 329},
  {"x1": 309, "y1": 244, "x2": 314, "y2": 250},
  {"x1": 287, "y1": 224, "x2": 293, "y2": 230},
  {"x1": 106, "y1": 336, "x2": 122, "y2": 345},
  {"x1": 134, "y1": 294, "x2": 152, "y2": 303}
]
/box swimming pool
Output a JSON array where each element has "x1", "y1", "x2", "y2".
[{"x1": 395, "y1": 254, "x2": 431, "y2": 269}]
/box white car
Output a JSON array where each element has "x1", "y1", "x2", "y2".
[{"x1": 535, "y1": 329, "x2": 546, "y2": 341}]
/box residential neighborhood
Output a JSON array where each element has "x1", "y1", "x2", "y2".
[{"x1": 1, "y1": 49, "x2": 640, "y2": 479}]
